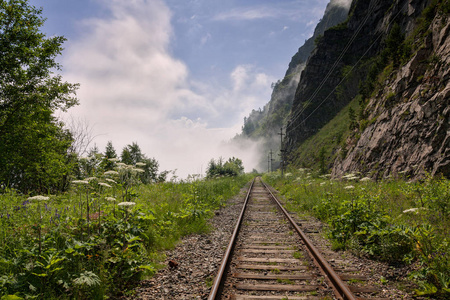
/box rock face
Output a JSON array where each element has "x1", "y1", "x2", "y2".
[
  {"x1": 284, "y1": 0, "x2": 449, "y2": 178},
  {"x1": 285, "y1": 0, "x2": 431, "y2": 151},
  {"x1": 333, "y1": 13, "x2": 450, "y2": 179}
]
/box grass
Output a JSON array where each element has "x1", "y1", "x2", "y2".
[
  {"x1": 263, "y1": 170, "x2": 450, "y2": 298},
  {"x1": 0, "y1": 170, "x2": 253, "y2": 299},
  {"x1": 292, "y1": 251, "x2": 303, "y2": 259},
  {"x1": 271, "y1": 268, "x2": 281, "y2": 274},
  {"x1": 277, "y1": 278, "x2": 294, "y2": 284},
  {"x1": 290, "y1": 96, "x2": 360, "y2": 170}
]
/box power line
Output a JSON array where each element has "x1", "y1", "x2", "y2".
[
  {"x1": 288, "y1": 0, "x2": 410, "y2": 134},
  {"x1": 287, "y1": 1, "x2": 376, "y2": 128}
]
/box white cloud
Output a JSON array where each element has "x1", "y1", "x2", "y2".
[
  {"x1": 212, "y1": 0, "x2": 326, "y2": 21},
  {"x1": 62, "y1": 0, "x2": 273, "y2": 178},
  {"x1": 200, "y1": 32, "x2": 211, "y2": 45},
  {"x1": 214, "y1": 7, "x2": 277, "y2": 21},
  {"x1": 330, "y1": 0, "x2": 353, "y2": 10}
]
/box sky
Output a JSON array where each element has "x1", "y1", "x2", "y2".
[{"x1": 29, "y1": 0, "x2": 340, "y2": 178}]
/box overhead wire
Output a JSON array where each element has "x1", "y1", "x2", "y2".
[
  {"x1": 286, "y1": 1, "x2": 376, "y2": 128},
  {"x1": 287, "y1": 0, "x2": 410, "y2": 135}
]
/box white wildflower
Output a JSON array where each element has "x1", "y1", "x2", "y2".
[
  {"x1": 105, "y1": 197, "x2": 116, "y2": 202},
  {"x1": 27, "y1": 195, "x2": 49, "y2": 201},
  {"x1": 403, "y1": 207, "x2": 428, "y2": 214},
  {"x1": 105, "y1": 178, "x2": 117, "y2": 184},
  {"x1": 104, "y1": 170, "x2": 119, "y2": 176},
  {"x1": 108, "y1": 158, "x2": 120, "y2": 162},
  {"x1": 118, "y1": 202, "x2": 136, "y2": 207},
  {"x1": 98, "y1": 182, "x2": 112, "y2": 188},
  {"x1": 344, "y1": 185, "x2": 355, "y2": 190},
  {"x1": 360, "y1": 177, "x2": 372, "y2": 182},
  {"x1": 320, "y1": 182, "x2": 326, "y2": 186},
  {"x1": 116, "y1": 163, "x2": 127, "y2": 168},
  {"x1": 72, "y1": 180, "x2": 89, "y2": 185},
  {"x1": 85, "y1": 177, "x2": 97, "y2": 181},
  {"x1": 135, "y1": 162, "x2": 146, "y2": 167},
  {"x1": 403, "y1": 208, "x2": 419, "y2": 214},
  {"x1": 343, "y1": 173, "x2": 356, "y2": 179},
  {"x1": 133, "y1": 168, "x2": 145, "y2": 173}
]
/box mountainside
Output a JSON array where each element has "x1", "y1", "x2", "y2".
[
  {"x1": 333, "y1": 3, "x2": 450, "y2": 178},
  {"x1": 284, "y1": 0, "x2": 449, "y2": 179},
  {"x1": 236, "y1": 0, "x2": 350, "y2": 169}
]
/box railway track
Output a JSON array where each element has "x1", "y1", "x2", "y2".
[{"x1": 208, "y1": 177, "x2": 388, "y2": 300}]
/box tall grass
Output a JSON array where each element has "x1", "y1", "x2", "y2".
[
  {"x1": 263, "y1": 170, "x2": 449, "y2": 298},
  {"x1": 0, "y1": 170, "x2": 253, "y2": 299}
]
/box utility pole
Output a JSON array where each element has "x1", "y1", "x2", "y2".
[
  {"x1": 270, "y1": 150, "x2": 273, "y2": 173},
  {"x1": 278, "y1": 128, "x2": 285, "y2": 176}
]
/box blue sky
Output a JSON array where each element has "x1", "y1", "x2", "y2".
[{"x1": 29, "y1": 0, "x2": 344, "y2": 177}]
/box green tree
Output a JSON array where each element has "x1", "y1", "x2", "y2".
[
  {"x1": 319, "y1": 147, "x2": 326, "y2": 174},
  {"x1": 101, "y1": 141, "x2": 117, "y2": 171},
  {"x1": 120, "y1": 142, "x2": 161, "y2": 184},
  {"x1": 121, "y1": 142, "x2": 142, "y2": 165},
  {"x1": 385, "y1": 23, "x2": 404, "y2": 67},
  {"x1": 206, "y1": 156, "x2": 244, "y2": 178},
  {"x1": 348, "y1": 107, "x2": 357, "y2": 130},
  {"x1": 0, "y1": 0, "x2": 79, "y2": 193}
]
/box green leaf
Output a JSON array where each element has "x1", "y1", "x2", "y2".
[
  {"x1": 72, "y1": 271, "x2": 101, "y2": 287},
  {"x1": 140, "y1": 214, "x2": 156, "y2": 221},
  {"x1": 139, "y1": 265, "x2": 156, "y2": 272},
  {"x1": 126, "y1": 236, "x2": 141, "y2": 243},
  {"x1": 1, "y1": 295, "x2": 24, "y2": 300}
]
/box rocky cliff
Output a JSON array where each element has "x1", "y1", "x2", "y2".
[
  {"x1": 285, "y1": 0, "x2": 449, "y2": 178},
  {"x1": 332, "y1": 4, "x2": 450, "y2": 178}
]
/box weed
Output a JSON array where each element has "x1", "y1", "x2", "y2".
[
  {"x1": 277, "y1": 278, "x2": 295, "y2": 284},
  {"x1": 293, "y1": 251, "x2": 303, "y2": 259},
  {"x1": 205, "y1": 276, "x2": 214, "y2": 288}
]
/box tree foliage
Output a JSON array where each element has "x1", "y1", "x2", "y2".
[
  {"x1": 0, "y1": 0, "x2": 79, "y2": 193},
  {"x1": 101, "y1": 141, "x2": 117, "y2": 171},
  {"x1": 121, "y1": 142, "x2": 160, "y2": 184},
  {"x1": 206, "y1": 157, "x2": 244, "y2": 178}
]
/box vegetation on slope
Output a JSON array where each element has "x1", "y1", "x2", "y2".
[
  {"x1": 289, "y1": 95, "x2": 360, "y2": 172},
  {"x1": 288, "y1": 0, "x2": 449, "y2": 177}
]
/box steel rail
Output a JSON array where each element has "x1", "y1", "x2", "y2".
[
  {"x1": 261, "y1": 179, "x2": 357, "y2": 300},
  {"x1": 208, "y1": 177, "x2": 255, "y2": 300}
]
